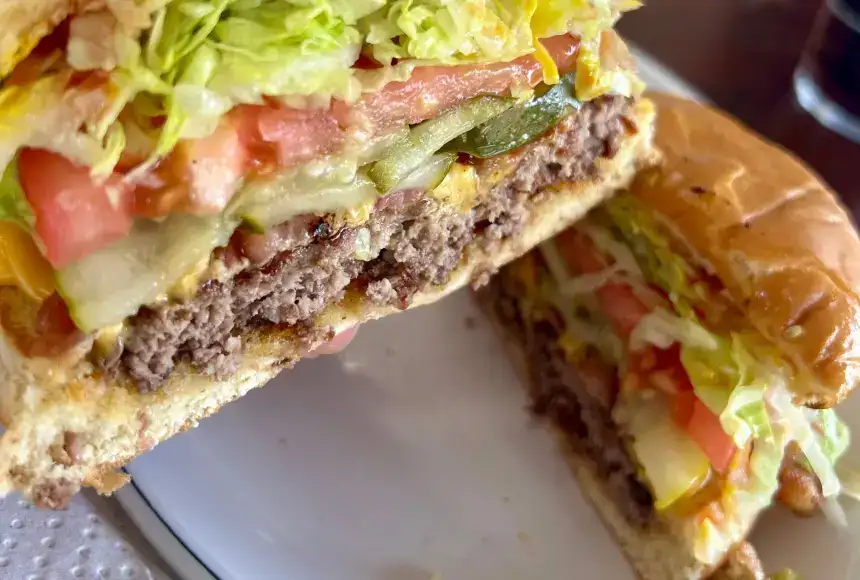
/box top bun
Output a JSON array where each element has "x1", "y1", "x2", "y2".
[{"x1": 632, "y1": 92, "x2": 860, "y2": 408}]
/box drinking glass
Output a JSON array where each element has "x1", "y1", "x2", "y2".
[{"x1": 793, "y1": 0, "x2": 860, "y2": 143}]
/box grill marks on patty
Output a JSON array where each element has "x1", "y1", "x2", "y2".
[{"x1": 102, "y1": 96, "x2": 634, "y2": 392}]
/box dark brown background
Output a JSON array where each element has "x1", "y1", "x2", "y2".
[{"x1": 617, "y1": 0, "x2": 860, "y2": 218}]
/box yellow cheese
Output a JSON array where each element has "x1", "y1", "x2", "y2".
[
  {"x1": 94, "y1": 323, "x2": 125, "y2": 354},
  {"x1": 0, "y1": 222, "x2": 54, "y2": 301},
  {"x1": 168, "y1": 256, "x2": 212, "y2": 301},
  {"x1": 532, "y1": 38, "x2": 560, "y2": 86},
  {"x1": 428, "y1": 163, "x2": 479, "y2": 213}
]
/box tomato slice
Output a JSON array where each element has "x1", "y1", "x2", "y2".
[
  {"x1": 337, "y1": 33, "x2": 581, "y2": 129},
  {"x1": 686, "y1": 399, "x2": 737, "y2": 474},
  {"x1": 554, "y1": 226, "x2": 611, "y2": 274},
  {"x1": 595, "y1": 282, "x2": 651, "y2": 339},
  {"x1": 236, "y1": 104, "x2": 342, "y2": 171},
  {"x1": 673, "y1": 390, "x2": 698, "y2": 427},
  {"x1": 18, "y1": 149, "x2": 133, "y2": 269},
  {"x1": 554, "y1": 228, "x2": 651, "y2": 339},
  {"x1": 172, "y1": 120, "x2": 247, "y2": 212}
]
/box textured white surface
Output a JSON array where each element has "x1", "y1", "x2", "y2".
[{"x1": 0, "y1": 493, "x2": 161, "y2": 580}]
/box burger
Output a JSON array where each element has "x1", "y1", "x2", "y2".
[
  {"x1": 0, "y1": 1, "x2": 656, "y2": 505},
  {"x1": 478, "y1": 93, "x2": 858, "y2": 579}
]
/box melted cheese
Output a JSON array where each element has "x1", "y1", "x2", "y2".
[
  {"x1": 532, "y1": 38, "x2": 560, "y2": 85},
  {"x1": 428, "y1": 163, "x2": 479, "y2": 212},
  {"x1": 0, "y1": 222, "x2": 54, "y2": 301}
]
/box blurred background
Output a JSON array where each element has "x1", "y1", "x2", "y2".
[{"x1": 619, "y1": 0, "x2": 860, "y2": 218}]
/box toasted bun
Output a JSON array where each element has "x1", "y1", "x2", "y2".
[
  {"x1": 635, "y1": 92, "x2": 860, "y2": 408},
  {"x1": 0, "y1": 99, "x2": 656, "y2": 507},
  {"x1": 476, "y1": 281, "x2": 760, "y2": 580}
]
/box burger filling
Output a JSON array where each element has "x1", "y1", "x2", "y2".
[
  {"x1": 484, "y1": 193, "x2": 851, "y2": 566},
  {"x1": 0, "y1": 0, "x2": 646, "y2": 390}
]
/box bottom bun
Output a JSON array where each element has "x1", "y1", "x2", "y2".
[{"x1": 0, "y1": 100, "x2": 656, "y2": 506}]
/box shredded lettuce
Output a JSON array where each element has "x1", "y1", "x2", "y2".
[
  {"x1": 769, "y1": 388, "x2": 843, "y2": 498},
  {"x1": 91, "y1": 124, "x2": 127, "y2": 178},
  {"x1": 579, "y1": 223, "x2": 642, "y2": 278},
  {"x1": 2, "y1": 0, "x2": 643, "y2": 184},
  {"x1": 811, "y1": 408, "x2": 851, "y2": 465},
  {"x1": 681, "y1": 335, "x2": 775, "y2": 448},
  {"x1": 361, "y1": 0, "x2": 535, "y2": 66},
  {"x1": 604, "y1": 195, "x2": 702, "y2": 318},
  {"x1": 629, "y1": 308, "x2": 719, "y2": 352},
  {"x1": 0, "y1": 158, "x2": 36, "y2": 234},
  {"x1": 538, "y1": 240, "x2": 626, "y2": 365}
]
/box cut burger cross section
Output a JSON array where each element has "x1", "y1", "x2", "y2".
[
  {"x1": 477, "y1": 93, "x2": 860, "y2": 580},
  {"x1": 104, "y1": 95, "x2": 637, "y2": 392},
  {"x1": 479, "y1": 201, "x2": 852, "y2": 579},
  {"x1": 0, "y1": 0, "x2": 658, "y2": 506}
]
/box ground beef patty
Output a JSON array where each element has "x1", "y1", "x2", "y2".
[
  {"x1": 105, "y1": 96, "x2": 634, "y2": 392},
  {"x1": 483, "y1": 272, "x2": 654, "y2": 527}
]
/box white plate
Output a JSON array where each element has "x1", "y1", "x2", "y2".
[{"x1": 118, "y1": 53, "x2": 860, "y2": 580}]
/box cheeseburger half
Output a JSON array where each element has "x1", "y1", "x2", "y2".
[
  {"x1": 479, "y1": 93, "x2": 858, "y2": 579},
  {"x1": 0, "y1": 1, "x2": 657, "y2": 505}
]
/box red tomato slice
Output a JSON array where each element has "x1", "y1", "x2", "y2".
[
  {"x1": 18, "y1": 149, "x2": 133, "y2": 269},
  {"x1": 673, "y1": 390, "x2": 697, "y2": 427},
  {"x1": 228, "y1": 104, "x2": 343, "y2": 176},
  {"x1": 172, "y1": 120, "x2": 247, "y2": 212},
  {"x1": 337, "y1": 34, "x2": 581, "y2": 128},
  {"x1": 134, "y1": 119, "x2": 249, "y2": 218},
  {"x1": 554, "y1": 227, "x2": 611, "y2": 274},
  {"x1": 554, "y1": 228, "x2": 651, "y2": 339},
  {"x1": 251, "y1": 105, "x2": 342, "y2": 169},
  {"x1": 595, "y1": 282, "x2": 652, "y2": 339},
  {"x1": 686, "y1": 399, "x2": 737, "y2": 474}
]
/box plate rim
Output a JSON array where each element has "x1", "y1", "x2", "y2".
[{"x1": 117, "y1": 478, "x2": 219, "y2": 580}]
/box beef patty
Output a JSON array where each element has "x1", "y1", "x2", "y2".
[
  {"x1": 482, "y1": 266, "x2": 654, "y2": 527},
  {"x1": 102, "y1": 96, "x2": 635, "y2": 392}
]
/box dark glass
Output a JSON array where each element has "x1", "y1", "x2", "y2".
[{"x1": 794, "y1": 0, "x2": 860, "y2": 143}]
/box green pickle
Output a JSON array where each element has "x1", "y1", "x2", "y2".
[
  {"x1": 368, "y1": 96, "x2": 514, "y2": 193},
  {"x1": 446, "y1": 73, "x2": 580, "y2": 158}
]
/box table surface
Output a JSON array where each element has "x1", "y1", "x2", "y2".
[{"x1": 618, "y1": 0, "x2": 860, "y2": 219}]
